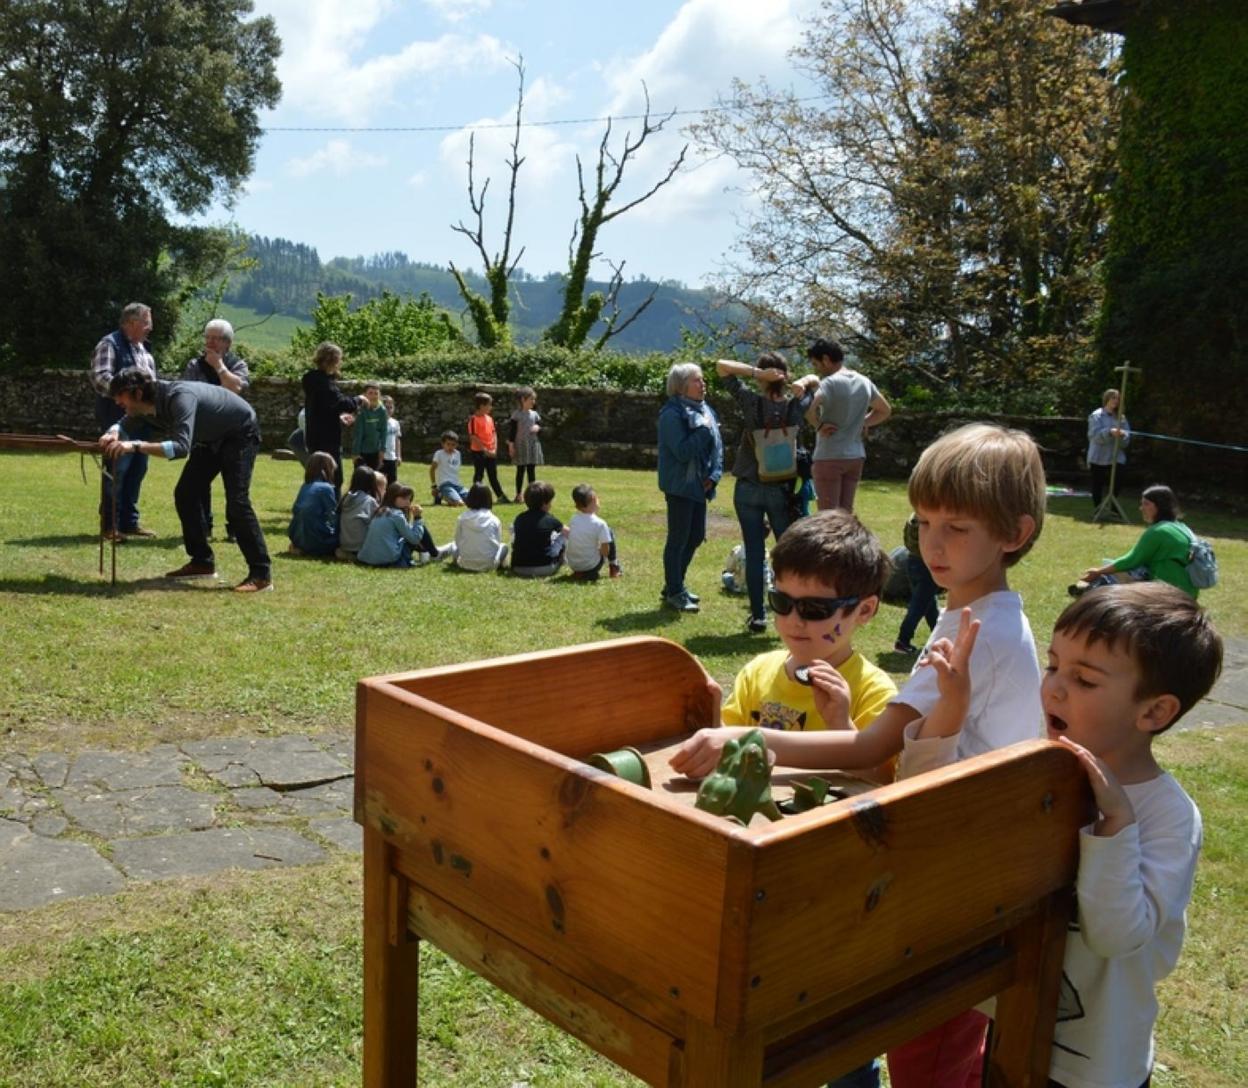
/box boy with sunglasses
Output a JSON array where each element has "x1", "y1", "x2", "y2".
[{"x1": 708, "y1": 510, "x2": 898, "y2": 773}]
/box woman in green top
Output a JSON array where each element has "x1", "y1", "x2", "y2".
[{"x1": 1071, "y1": 484, "x2": 1199, "y2": 598}]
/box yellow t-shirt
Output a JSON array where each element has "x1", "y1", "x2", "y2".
[{"x1": 722, "y1": 648, "x2": 896, "y2": 733}]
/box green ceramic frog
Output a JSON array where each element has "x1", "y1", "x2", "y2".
[{"x1": 694, "y1": 728, "x2": 783, "y2": 826}]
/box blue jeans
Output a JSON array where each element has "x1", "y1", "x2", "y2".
[
  {"x1": 898, "y1": 552, "x2": 941, "y2": 645},
  {"x1": 733, "y1": 477, "x2": 796, "y2": 621},
  {"x1": 662, "y1": 493, "x2": 707, "y2": 599},
  {"x1": 96, "y1": 395, "x2": 148, "y2": 532},
  {"x1": 828, "y1": 1058, "x2": 880, "y2": 1088}
]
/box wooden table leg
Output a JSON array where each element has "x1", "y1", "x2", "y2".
[
  {"x1": 986, "y1": 891, "x2": 1073, "y2": 1087},
  {"x1": 679, "y1": 1021, "x2": 764, "y2": 1087},
  {"x1": 363, "y1": 827, "x2": 421, "y2": 1087}
]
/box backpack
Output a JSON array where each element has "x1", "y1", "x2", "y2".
[{"x1": 1182, "y1": 526, "x2": 1219, "y2": 589}]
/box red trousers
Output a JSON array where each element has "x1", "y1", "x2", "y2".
[{"x1": 886, "y1": 1009, "x2": 989, "y2": 1088}]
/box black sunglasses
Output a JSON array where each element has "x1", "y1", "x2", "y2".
[{"x1": 767, "y1": 588, "x2": 860, "y2": 622}]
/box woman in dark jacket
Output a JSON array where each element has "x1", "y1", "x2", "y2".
[
  {"x1": 301, "y1": 341, "x2": 360, "y2": 486},
  {"x1": 657, "y1": 363, "x2": 723, "y2": 613}
]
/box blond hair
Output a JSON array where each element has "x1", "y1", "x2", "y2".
[{"x1": 907, "y1": 423, "x2": 1045, "y2": 567}]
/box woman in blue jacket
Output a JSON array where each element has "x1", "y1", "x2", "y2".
[{"x1": 657, "y1": 363, "x2": 723, "y2": 613}]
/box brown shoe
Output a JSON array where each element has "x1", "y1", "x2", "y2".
[
  {"x1": 165, "y1": 562, "x2": 217, "y2": 579},
  {"x1": 102, "y1": 530, "x2": 126, "y2": 543},
  {"x1": 122, "y1": 526, "x2": 157, "y2": 539},
  {"x1": 234, "y1": 577, "x2": 273, "y2": 593}
]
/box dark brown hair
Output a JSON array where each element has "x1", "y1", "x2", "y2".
[
  {"x1": 770, "y1": 510, "x2": 890, "y2": 602},
  {"x1": 1054, "y1": 582, "x2": 1223, "y2": 730}
]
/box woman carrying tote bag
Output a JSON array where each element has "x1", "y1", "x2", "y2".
[{"x1": 716, "y1": 354, "x2": 820, "y2": 632}]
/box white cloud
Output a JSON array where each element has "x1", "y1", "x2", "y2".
[
  {"x1": 407, "y1": 170, "x2": 427, "y2": 188},
  {"x1": 243, "y1": 178, "x2": 275, "y2": 195},
  {"x1": 253, "y1": 0, "x2": 511, "y2": 123},
  {"x1": 288, "y1": 139, "x2": 388, "y2": 177},
  {"x1": 423, "y1": 0, "x2": 492, "y2": 23}
]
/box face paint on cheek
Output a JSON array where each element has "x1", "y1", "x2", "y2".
[{"x1": 821, "y1": 624, "x2": 843, "y2": 643}]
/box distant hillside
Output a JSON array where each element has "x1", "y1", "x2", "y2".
[{"x1": 221, "y1": 233, "x2": 742, "y2": 353}]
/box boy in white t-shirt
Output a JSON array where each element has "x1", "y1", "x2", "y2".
[
  {"x1": 566, "y1": 483, "x2": 621, "y2": 580},
  {"x1": 906, "y1": 582, "x2": 1222, "y2": 1088},
  {"x1": 381, "y1": 395, "x2": 402, "y2": 484},
  {"x1": 430, "y1": 430, "x2": 469, "y2": 507}
]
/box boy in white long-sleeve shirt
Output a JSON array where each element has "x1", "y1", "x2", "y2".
[{"x1": 904, "y1": 582, "x2": 1223, "y2": 1088}]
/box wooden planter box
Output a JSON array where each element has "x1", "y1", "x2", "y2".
[{"x1": 355, "y1": 636, "x2": 1089, "y2": 1087}]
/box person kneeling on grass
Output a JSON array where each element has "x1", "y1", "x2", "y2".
[{"x1": 356, "y1": 483, "x2": 450, "y2": 568}]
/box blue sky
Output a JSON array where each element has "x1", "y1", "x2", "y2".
[{"x1": 195, "y1": 0, "x2": 823, "y2": 287}]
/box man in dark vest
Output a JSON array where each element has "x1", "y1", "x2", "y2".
[
  {"x1": 89, "y1": 302, "x2": 157, "y2": 540},
  {"x1": 100, "y1": 368, "x2": 273, "y2": 592},
  {"x1": 181, "y1": 318, "x2": 251, "y2": 542}
]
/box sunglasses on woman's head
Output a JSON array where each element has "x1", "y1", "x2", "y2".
[{"x1": 766, "y1": 588, "x2": 860, "y2": 622}]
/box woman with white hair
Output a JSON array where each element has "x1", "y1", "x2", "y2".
[{"x1": 657, "y1": 362, "x2": 723, "y2": 612}]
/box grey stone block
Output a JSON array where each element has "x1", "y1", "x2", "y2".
[
  {"x1": 57, "y1": 785, "x2": 216, "y2": 838},
  {"x1": 309, "y1": 818, "x2": 363, "y2": 853},
  {"x1": 111, "y1": 827, "x2": 326, "y2": 881},
  {"x1": 0, "y1": 819, "x2": 124, "y2": 910},
  {"x1": 66, "y1": 746, "x2": 185, "y2": 790},
  {"x1": 32, "y1": 752, "x2": 69, "y2": 788}
]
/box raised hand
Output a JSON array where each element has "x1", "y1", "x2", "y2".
[{"x1": 912, "y1": 607, "x2": 980, "y2": 740}]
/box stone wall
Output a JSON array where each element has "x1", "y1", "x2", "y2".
[{"x1": 0, "y1": 369, "x2": 1234, "y2": 491}]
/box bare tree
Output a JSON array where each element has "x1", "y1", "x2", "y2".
[
  {"x1": 449, "y1": 57, "x2": 527, "y2": 348},
  {"x1": 544, "y1": 86, "x2": 688, "y2": 349}
]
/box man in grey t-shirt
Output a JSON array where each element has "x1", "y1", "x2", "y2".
[
  {"x1": 99, "y1": 368, "x2": 272, "y2": 592},
  {"x1": 806, "y1": 338, "x2": 891, "y2": 512}
]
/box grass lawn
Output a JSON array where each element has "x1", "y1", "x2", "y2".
[{"x1": 0, "y1": 452, "x2": 1244, "y2": 1086}]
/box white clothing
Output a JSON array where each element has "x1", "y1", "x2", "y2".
[
  {"x1": 566, "y1": 511, "x2": 613, "y2": 572},
  {"x1": 432, "y1": 448, "x2": 462, "y2": 487},
  {"x1": 454, "y1": 508, "x2": 506, "y2": 571},
  {"x1": 1049, "y1": 775, "x2": 1201, "y2": 1088},
  {"x1": 895, "y1": 591, "x2": 1043, "y2": 759},
  {"x1": 384, "y1": 417, "x2": 401, "y2": 460}
]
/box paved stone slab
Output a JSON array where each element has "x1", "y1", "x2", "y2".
[
  {"x1": 1179, "y1": 700, "x2": 1248, "y2": 731},
  {"x1": 229, "y1": 786, "x2": 285, "y2": 810},
  {"x1": 182, "y1": 735, "x2": 351, "y2": 791},
  {"x1": 310, "y1": 818, "x2": 363, "y2": 853},
  {"x1": 110, "y1": 827, "x2": 327, "y2": 881},
  {"x1": 1, "y1": 772, "x2": 24, "y2": 815},
  {"x1": 66, "y1": 746, "x2": 186, "y2": 790},
  {"x1": 281, "y1": 778, "x2": 354, "y2": 816},
  {"x1": 317, "y1": 733, "x2": 355, "y2": 768},
  {"x1": 31, "y1": 813, "x2": 69, "y2": 837},
  {"x1": 56, "y1": 786, "x2": 216, "y2": 838},
  {"x1": 2, "y1": 753, "x2": 41, "y2": 786},
  {"x1": 0, "y1": 818, "x2": 124, "y2": 910},
  {"x1": 31, "y1": 752, "x2": 69, "y2": 788}
]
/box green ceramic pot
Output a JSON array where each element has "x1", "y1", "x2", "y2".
[{"x1": 587, "y1": 746, "x2": 652, "y2": 788}]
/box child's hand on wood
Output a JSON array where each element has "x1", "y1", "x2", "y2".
[
  {"x1": 1056, "y1": 737, "x2": 1136, "y2": 838},
  {"x1": 669, "y1": 724, "x2": 746, "y2": 780}
]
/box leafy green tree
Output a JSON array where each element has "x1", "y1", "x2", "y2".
[
  {"x1": 694, "y1": 0, "x2": 1117, "y2": 406},
  {"x1": 0, "y1": 0, "x2": 280, "y2": 368},
  {"x1": 291, "y1": 292, "x2": 463, "y2": 358}
]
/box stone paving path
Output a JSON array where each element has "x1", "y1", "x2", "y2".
[
  {"x1": 3, "y1": 639, "x2": 1245, "y2": 913},
  {"x1": 1, "y1": 733, "x2": 359, "y2": 911}
]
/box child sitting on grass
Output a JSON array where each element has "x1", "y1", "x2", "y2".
[
  {"x1": 336, "y1": 463, "x2": 385, "y2": 561},
  {"x1": 287, "y1": 452, "x2": 339, "y2": 557},
  {"x1": 566, "y1": 483, "x2": 621, "y2": 580},
  {"x1": 902, "y1": 583, "x2": 1222, "y2": 1088},
  {"x1": 357, "y1": 483, "x2": 448, "y2": 568},
  {"x1": 430, "y1": 431, "x2": 469, "y2": 507},
  {"x1": 452, "y1": 484, "x2": 508, "y2": 572},
  {"x1": 510, "y1": 480, "x2": 569, "y2": 578}
]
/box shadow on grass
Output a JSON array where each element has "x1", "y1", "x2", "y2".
[
  {"x1": 683, "y1": 631, "x2": 775, "y2": 656},
  {"x1": 595, "y1": 608, "x2": 677, "y2": 633},
  {"x1": 0, "y1": 574, "x2": 226, "y2": 597}
]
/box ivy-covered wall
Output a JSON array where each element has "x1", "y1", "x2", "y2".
[{"x1": 1097, "y1": 0, "x2": 1248, "y2": 449}]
